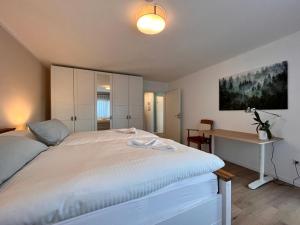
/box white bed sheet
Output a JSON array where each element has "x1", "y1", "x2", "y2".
[
  {"x1": 0, "y1": 131, "x2": 224, "y2": 225},
  {"x1": 57, "y1": 173, "x2": 218, "y2": 225}
]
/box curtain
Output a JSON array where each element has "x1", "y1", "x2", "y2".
[{"x1": 97, "y1": 93, "x2": 110, "y2": 120}]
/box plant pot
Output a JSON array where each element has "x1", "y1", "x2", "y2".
[{"x1": 258, "y1": 130, "x2": 268, "y2": 140}]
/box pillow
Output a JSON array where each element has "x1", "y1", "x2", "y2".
[
  {"x1": 0, "y1": 130, "x2": 37, "y2": 140},
  {"x1": 28, "y1": 119, "x2": 70, "y2": 146},
  {"x1": 0, "y1": 136, "x2": 48, "y2": 185}
]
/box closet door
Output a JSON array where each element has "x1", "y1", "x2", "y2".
[
  {"x1": 51, "y1": 66, "x2": 75, "y2": 132},
  {"x1": 129, "y1": 76, "x2": 144, "y2": 129},
  {"x1": 112, "y1": 74, "x2": 129, "y2": 129},
  {"x1": 74, "y1": 69, "x2": 95, "y2": 132}
]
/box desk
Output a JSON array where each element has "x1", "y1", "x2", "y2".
[{"x1": 202, "y1": 129, "x2": 283, "y2": 190}]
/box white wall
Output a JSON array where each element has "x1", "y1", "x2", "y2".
[
  {"x1": 0, "y1": 26, "x2": 49, "y2": 129},
  {"x1": 170, "y1": 31, "x2": 300, "y2": 186},
  {"x1": 144, "y1": 80, "x2": 169, "y2": 93}
]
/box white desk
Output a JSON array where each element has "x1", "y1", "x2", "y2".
[{"x1": 202, "y1": 129, "x2": 283, "y2": 190}]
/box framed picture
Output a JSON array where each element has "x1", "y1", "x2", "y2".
[{"x1": 219, "y1": 61, "x2": 288, "y2": 110}]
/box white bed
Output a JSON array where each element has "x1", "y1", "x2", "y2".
[{"x1": 0, "y1": 129, "x2": 231, "y2": 225}]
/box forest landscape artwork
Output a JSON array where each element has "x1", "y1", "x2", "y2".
[{"x1": 219, "y1": 61, "x2": 288, "y2": 110}]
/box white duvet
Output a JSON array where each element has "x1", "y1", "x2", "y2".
[
  {"x1": 0, "y1": 130, "x2": 224, "y2": 225},
  {"x1": 60, "y1": 129, "x2": 158, "y2": 146}
]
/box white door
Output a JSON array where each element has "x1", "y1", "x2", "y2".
[
  {"x1": 51, "y1": 66, "x2": 75, "y2": 132},
  {"x1": 129, "y1": 76, "x2": 144, "y2": 129},
  {"x1": 165, "y1": 89, "x2": 182, "y2": 142},
  {"x1": 112, "y1": 74, "x2": 129, "y2": 129},
  {"x1": 74, "y1": 69, "x2": 95, "y2": 132}
]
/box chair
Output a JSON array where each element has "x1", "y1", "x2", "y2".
[{"x1": 187, "y1": 119, "x2": 214, "y2": 153}]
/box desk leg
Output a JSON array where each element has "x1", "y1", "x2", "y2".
[{"x1": 248, "y1": 144, "x2": 274, "y2": 190}]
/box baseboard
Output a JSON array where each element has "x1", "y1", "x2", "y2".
[{"x1": 219, "y1": 155, "x2": 300, "y2": 188}]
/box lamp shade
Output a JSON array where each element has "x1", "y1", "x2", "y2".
[{"x1": 137, "y1": 5, "x2": 166, "y2": 35}]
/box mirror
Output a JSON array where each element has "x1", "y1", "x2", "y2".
[{"x1": 96, "y1": 73, "x2": 112, "y2": 130}]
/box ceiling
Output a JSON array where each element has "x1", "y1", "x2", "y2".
[{"x1": 1, "y1": 0, "x2": 300, "y2": 82}]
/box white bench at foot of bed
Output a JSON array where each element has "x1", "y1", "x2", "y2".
[
  {"x1": 56, "y1": 170, "x2": 233, "y2": 225},
  {"x1": 159, "y1": 169, "x2": 233, "y2": 225},
  {"x1": 216, "y1": 169, "x2": 234, "y2": 225}
]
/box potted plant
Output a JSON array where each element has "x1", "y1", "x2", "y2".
[{"x1": 252, "y1": 111, "x2": 272, "y2": 140}]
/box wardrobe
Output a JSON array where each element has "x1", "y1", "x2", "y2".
[
  {"x1": 51, "y1": 65, "x2": 144, "y2": 132},
  {"x1": 112, "y1": 74, "x2": 143, "y2": 129}
]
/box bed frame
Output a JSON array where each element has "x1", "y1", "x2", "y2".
[
  {"x1": 0, "y1": 128, "x2": 15, "y2": 134},
  {"x1": 56, "y1": 169, "x2": 233, "y2": 225}
]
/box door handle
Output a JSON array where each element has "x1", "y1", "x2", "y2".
[
  {"x1": 74, "y1": 116, "x2": 77, "y2": 121},
  {"x1": 71, "y1": 116, "x2": 74, "y2": 121},
  {"x1": 175, "y1": 113, "x2": 182, "y2": 119}
]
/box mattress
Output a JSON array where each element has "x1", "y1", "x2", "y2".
[
  {"x1": 0, "y1": 131, "x2": 224, "y2": 225},
  {"x1": 57, "y1": 173, "x2": 218, "y2": 225}
]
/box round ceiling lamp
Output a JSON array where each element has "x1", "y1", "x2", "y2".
[{"x1": 137, "y1": 2, "x2": 166, "y2": 35}]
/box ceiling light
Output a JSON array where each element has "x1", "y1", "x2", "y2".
[{"x1": 137, "y1": 4, "x2": 166, "y2": 35}]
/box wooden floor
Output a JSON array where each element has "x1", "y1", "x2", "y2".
[{"x1": 224, "y1": 162, "x2": 300, "y2": 225}]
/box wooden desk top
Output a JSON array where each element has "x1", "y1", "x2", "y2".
[{"x1": 201, "y1": 129, "x2": 283, "y2": 145}]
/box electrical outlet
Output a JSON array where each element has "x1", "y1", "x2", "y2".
[{"x1": 292, "y1": 160, "x2": 299, "y2": 165}]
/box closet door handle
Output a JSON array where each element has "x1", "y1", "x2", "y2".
[
  {"x1": 74, "y1": 116, "x2": 77, "y2": 121},
  {"x1": 71, "y1": 116, "x2": 74, "y2": 121},
  {"x1": 176, "y1": 113, "x2": 182, "y2": 119}
]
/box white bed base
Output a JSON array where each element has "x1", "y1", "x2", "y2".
[{"x1": 55, "y1": 178, "x2": 231, "y2": 225}]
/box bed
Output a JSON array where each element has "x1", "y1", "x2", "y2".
[{"x1": 0, "y1": 128, "x2": 232, "y2": 225}]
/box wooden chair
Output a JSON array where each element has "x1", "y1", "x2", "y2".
[{"x1": 187, "y1": 119, "x2": 214, "y2": 153}]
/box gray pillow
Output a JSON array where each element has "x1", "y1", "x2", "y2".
[
  {"x1": 0, "y1": 136, "x2": 48, "y2": 185},
  {"x1": 28, "y1": 119, "x2": 70, "y2": 146}
]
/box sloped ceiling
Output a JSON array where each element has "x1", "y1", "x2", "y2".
[{"x1": 1, "y1": 0, "x2": 300, "y2": 81}]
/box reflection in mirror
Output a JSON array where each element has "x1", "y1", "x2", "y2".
[
  {"x1": 144, "y1": 92, "x2": 165, "y2": 136},
  {"x1": 96, "y1": 73, "x2": 112, "y2": 130}
]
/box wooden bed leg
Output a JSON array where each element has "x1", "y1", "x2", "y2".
[{"x1": 219, "y1": 179, "x2": 232, "y2": 225}]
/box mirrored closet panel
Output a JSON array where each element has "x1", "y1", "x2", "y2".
[{"x1": 96, "y1": 72, "x2": 112, "y2": 130}]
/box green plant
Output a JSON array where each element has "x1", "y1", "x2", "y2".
[{"x1": 252, "y1": 111, "x2": 272, "y2": 139}]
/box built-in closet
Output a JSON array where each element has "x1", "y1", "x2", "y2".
[{"x1": 51, "y1": 65, "x2": 143, "y2": 132}]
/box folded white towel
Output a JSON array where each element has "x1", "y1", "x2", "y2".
[
  {"x1": 116, "y1": 127, "x2": 137, "y2": 134},
  {"x1": 130, "y1": 139, "x2": 157, "y2": 146},
  {"x1": 128, "y1": 138, "x2": 176, "y2": 151},
  {"x1": 151, "y1": 140, "x2": 177, "y2": 151}
]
